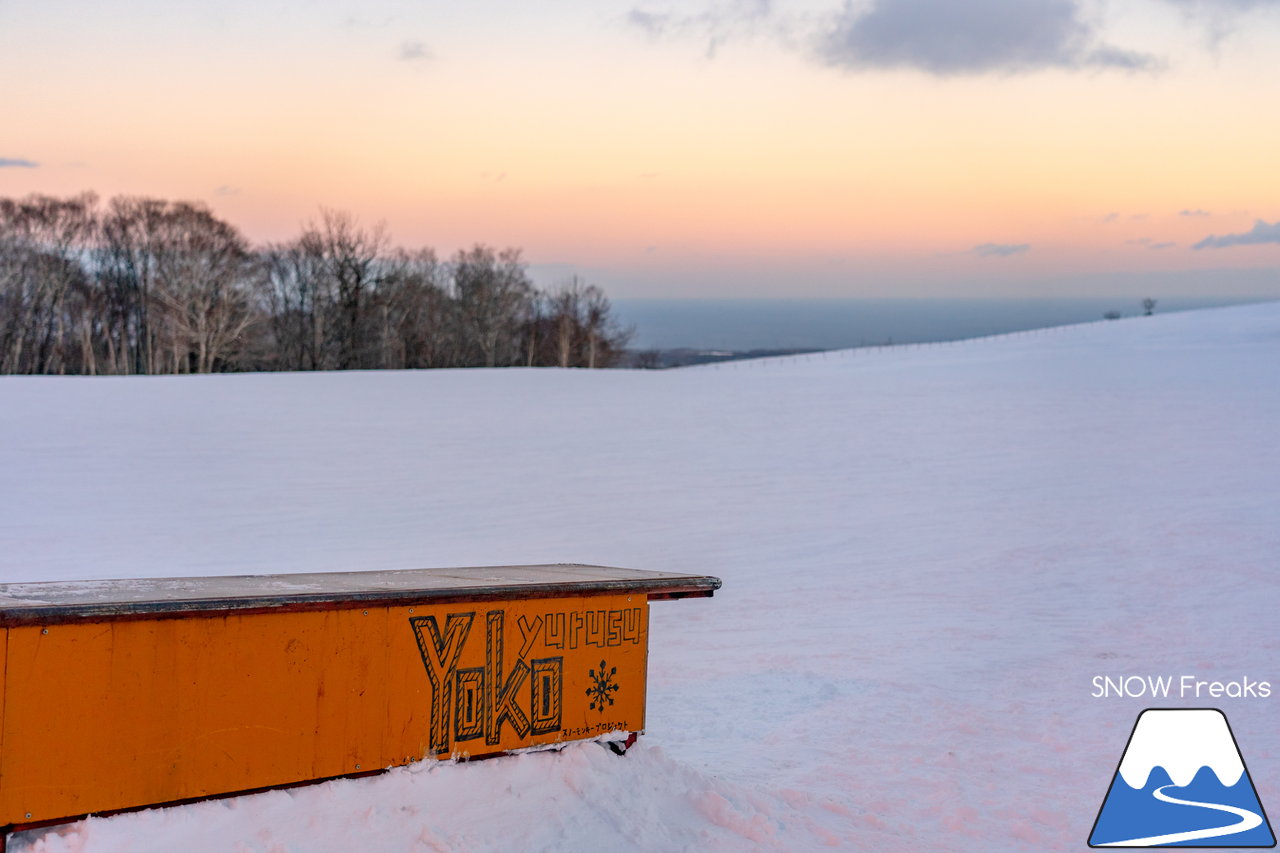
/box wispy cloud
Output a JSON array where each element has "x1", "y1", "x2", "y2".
[
  {"x1": 1179, "y1": 208, "x2": 1211, "y2": 216},
  {"x1": 814, "y1": 0, "x2": 1156, "y2": 75},
  {"x1": 1156, "y1": 0, "x2": 1280, "y2": 45},
  {"x1": 1150, "y1": 241, "x2": 1177, "y2": 249},
  {"x1": 0, "y1": 158, "x2": 39, "y2": 169},
  {"x1": 974, "y1": 242, "x2": 1030, "y2": 257},
  {"x1": 627, "y1": 9, "x2": 670, "y2": 37},
  {"x1": 398, "y1": 40, "x2": 432, "y2": 63},
  {"x1": 625, "y1": 1, "x2": 774, "y2": 59},
  {"x1": 1160, "y1": 0, "x2": 1280, "y2": 13},
  {"x1": 214, "y1": 185, "x2": 240, "y2": 197},
  {"x1": 1193, "y1": 219, "x2": 1280, "y2": 249}
]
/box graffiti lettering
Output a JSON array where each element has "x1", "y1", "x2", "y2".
[
  {"x1": 543, "y1": 607, "x2": 643, "y2": 650},
  {"x1": 411, "y1": 604, "x2": 639, "y2": 754},
  {"x1": 485, "y1": 610, "x2": 530, "y2": 745},
  {"x1": 411, "y1": 608, "x2": 566, "y2": 754},
  {"x1": 408, "y1": 612, "x2": 475, "y2": 755},
  {"x1": 530, "y1": 657, "x2": 563, "y2": 735}
]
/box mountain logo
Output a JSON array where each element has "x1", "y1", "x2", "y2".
[{"x1": 1089, "y1": 708, "x2": 1275, "y2": 847}]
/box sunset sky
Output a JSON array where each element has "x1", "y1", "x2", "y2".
[{"x1": 2, "y1": 0, "x2": 1279, "y2": 297}]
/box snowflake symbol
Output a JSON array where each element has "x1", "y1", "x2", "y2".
[{"x1": 586, "y1": 659, "x2": 619, "y2": 712}]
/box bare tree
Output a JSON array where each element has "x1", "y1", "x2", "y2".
[
  {"x1": 309, "y1": 209, "x2": 389, "y2": 370},
  {"x1": 95, "y1": 198, "x2": 259, "y2": 374},
  {"x1": 97, "y1": 197, "x2": 169, "y2": 373},
  {"x1": 580, "y1": 282, "x2": 630, "y2": 368},
  {"x1": 0, "y1": 193, "x2": 97, "y2": 374},
  {"x1": 450, "y1": 245, "x2": 535, "y2": 367},
  {"x1": 261, "y1": 239, "x2": 332, "y2": 370},
  {"x1": 258, "y1": 211, "x2": 388, "y2": 371},
  {"x1": 539, "y1": 276, "x2": 633, "y2": 368},
  {"x1": 376, "y1": 248, "x2": 453, "y2": 368},
  {"x1": 149, "y1": 202, "x2": 258, "y2": 373},
  {"x1": 549, "y1": 280, "x2": 581, "y2": 368},
  {"x1": 2, "y1": 193, "x2": 634, "y2": 375}
]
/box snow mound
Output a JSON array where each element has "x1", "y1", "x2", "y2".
[{"x1": 19, "y1": 743, "x2": 845, "y2": 853}]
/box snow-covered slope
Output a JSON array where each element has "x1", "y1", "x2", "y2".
[{"x1": 2, "y1": 303, "x2": 1279, "y2": 852}]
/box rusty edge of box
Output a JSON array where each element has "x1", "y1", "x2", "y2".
[{"x1": 0, "y1": 564, "x2": 722, "y2": 626}]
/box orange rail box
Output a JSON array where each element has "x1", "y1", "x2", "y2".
[{"x1": 0, "y1": 564, "x2": 719, "y2": 842}]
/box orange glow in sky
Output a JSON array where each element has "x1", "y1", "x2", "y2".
[{"x1": 2, "y1": 0, "x2": 1278, "y2": 297}]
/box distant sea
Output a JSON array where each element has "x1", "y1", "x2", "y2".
[{"x1": 613, "y1": 297, "x2": 1271, "y2": 351}]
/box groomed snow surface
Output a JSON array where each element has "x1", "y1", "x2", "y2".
[{"x1": 2, "y1": 303, "x2": 1279, "y2": 852}]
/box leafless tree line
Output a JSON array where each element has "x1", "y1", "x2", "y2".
[{"x1": 0, "y1": 193, "x2": 631, "y2": 375}]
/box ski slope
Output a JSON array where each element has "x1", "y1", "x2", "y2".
[{"x1": 2, "y1": 303, "x2": 1278, "y2": 852}]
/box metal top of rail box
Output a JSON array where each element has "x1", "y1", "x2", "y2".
[{"x1": 0, "y1": 564, "x2": 722, "y2": 625}]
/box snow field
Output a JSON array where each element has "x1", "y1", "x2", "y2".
[{"x1": 2, "y1": 302, "x2": 1278, "y2": 851}]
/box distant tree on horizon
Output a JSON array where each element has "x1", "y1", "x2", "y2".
[
  {"x1": 451, "y1": 244, "x2": 534, "y2": 368},
  {"x1": 0, "y1": 193, "x2": 97, "y2": 374},
  {"x1": 0, "y1": 191, "x2": 631, "y2": 375}
]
